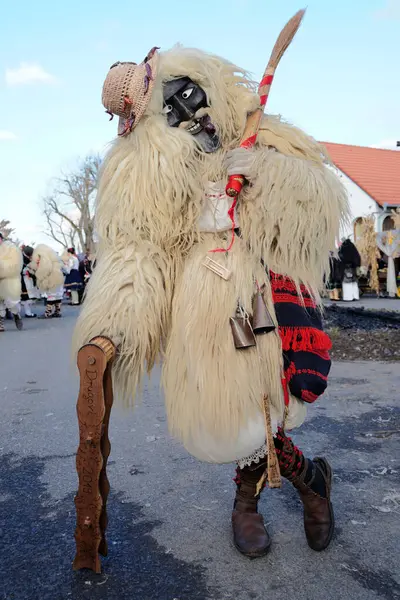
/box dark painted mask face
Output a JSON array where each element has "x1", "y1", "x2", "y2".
[{"x1": 162, "y1": 76, "x2": 221, "y2": 153}]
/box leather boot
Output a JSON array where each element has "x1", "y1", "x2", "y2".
[
  {"x1": 232, "y1": 463, "x2": 271, "y2": 558},
  {"x1": 290, "y1": 457, "x2": 334, "y2": 551}
]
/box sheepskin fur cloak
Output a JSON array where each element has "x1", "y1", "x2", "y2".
[{"x1": 73, "y1": 46, "x2": 348, "y2": 462}]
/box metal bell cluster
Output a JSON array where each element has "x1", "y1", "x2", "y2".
[{"x1": 230, "y1": 290, "x2": 275, "y2": 350}]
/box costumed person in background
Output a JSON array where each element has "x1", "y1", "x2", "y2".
[
  {"x1": 78, "y1": 250, "x2": 93, "y2": 304},
  {"x1": 377, "y1": 250, "x2": 387, "y2": 271},
  {"x1": 28, "y1": 244, "x2": 66, "y2": 319},
  {"x1": 0, "y1": 232, "x2": 23, "y2": 331},
  {"x1": 339, "y1": 239, "x2": 361, "y2": 302},
  {"x1": 327, "y1": 251, "x2": 341, "y2": 301},
  {"x1": 20, "y1": 245, "x2": 39, "y2": 318},
  {"x1": 73, "y1": 40, "x2": 348, "y2": 557},
  {"x1": 64, "y1": 247, "x2": 83, "y2": 305}
]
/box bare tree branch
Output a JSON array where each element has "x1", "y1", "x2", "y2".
[
  {"x1": 42, "y1": 154, "x2": 100, "y2": 252},
  {"x1": 44, "y1": 207, "x2": 70, "y2": 247},
  {"x1": 0, "y1": 219, "x2": 15, "y2": 239}
]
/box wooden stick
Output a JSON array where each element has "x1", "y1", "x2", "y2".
[
  {"x1": 226, "y1": 9, "x2": 306, "y2": 197},
  {"x1": 73, "y1": 336, "x2": 116, "y2": 573},
  {"x1": 98, "y1": 359, "x2": 114, "y2": 556},
  {"x1": 255, "y1": 394, "x2": 281, "y2": 495}
]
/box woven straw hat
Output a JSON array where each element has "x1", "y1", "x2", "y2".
[{"x1": 102, "y1": 47, "x2": 159, "y2": 136}]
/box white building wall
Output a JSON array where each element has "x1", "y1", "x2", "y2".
[{"x1": 329, "y1": 167, "x2": 382, "y2": 239}]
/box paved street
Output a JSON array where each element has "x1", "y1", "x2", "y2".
[
  {"x1": 0, "y1": 306, "x2": 399, "y2": 600},
  {"x1": 323, "y1": 297, "x2": 400, "y2": 312}
]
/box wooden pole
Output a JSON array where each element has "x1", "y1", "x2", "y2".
[
  {"x1": 226, "y1": 9, "x2": 306, "y2": 198},
  {"x1": 73, "y1": 336, "x2": 116, "y2": 573}
]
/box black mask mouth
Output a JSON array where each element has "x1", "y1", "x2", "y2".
[
  {"x1": 163, "y1": 77, "x2": 221, "y2": 153},
  {"x1": 192, "y1": 114, "x2": 216, "y2": 135},
  {"x1": 183, "y1": 114, "x2": 220, "y2": 153}
]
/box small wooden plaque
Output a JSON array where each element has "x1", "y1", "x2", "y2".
[{"x1": 203, "y1": 256, "x2": 232, "y2": 280}]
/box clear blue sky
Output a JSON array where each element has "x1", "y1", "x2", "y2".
[{"x1": 0, "y1": 0, "x2": 399, "y2": 245}]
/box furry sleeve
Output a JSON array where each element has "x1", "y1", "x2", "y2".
[
  {"x1": 0, "y1": 242, "x2": 23, "y2": 280},
  {"x1": 71, "y1": 240, "x2": 175, "y2": 406},
  {"x1": 240, "y1": 137, "x2": 349, "y2": 295}
]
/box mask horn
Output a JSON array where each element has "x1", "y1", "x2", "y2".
[{"x1": 252, "y1": 289, "x2": 275, "y2": 335}]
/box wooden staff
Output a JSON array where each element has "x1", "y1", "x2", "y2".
[
  {"x1": 226, "y1": 8, "x2": 306, "y2": 198},
  {"x1": 73, "y1": 336, "x2": 116, "y2": 573}
]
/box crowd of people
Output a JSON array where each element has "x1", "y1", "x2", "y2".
[{"x1": 0, "y1": 233, "x2": 93, "y2": 332}]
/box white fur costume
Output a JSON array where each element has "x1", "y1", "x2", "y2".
[
  {"x1": 28, "y1": 244, "x2": 65, "y2": 295},
  {"x1": 0, "y1": 241, "x2": 22, "y2": 316},
  {"x1": 73, "y1": 47, "x2": 348, "y2": 464}
]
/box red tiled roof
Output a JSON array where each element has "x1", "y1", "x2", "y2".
[{"x1": 321, "y1": 142, "x2": 400, "y2": 207}]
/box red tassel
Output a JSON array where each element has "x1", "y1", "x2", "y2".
[{"x1": 278, "y1": 327, "x2": 332, "y2": 352}]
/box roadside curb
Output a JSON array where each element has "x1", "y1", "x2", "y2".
[{"x1": 324, "y1": 303, "x2": 400, "y2": 323}]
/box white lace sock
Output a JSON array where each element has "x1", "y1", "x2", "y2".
[{"x1": 237, "y1": 442, "x2": 268, "y2": 470}]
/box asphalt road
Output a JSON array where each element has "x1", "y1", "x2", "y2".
[
  {"x1": 323, "y1": 297, "x2": 400, "y2": 312},
  {"x1": 0, "y1": 306, "x2": 399, "y2": 600}
]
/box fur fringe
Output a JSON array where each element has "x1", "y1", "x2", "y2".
[
  {"x1": 240, "y1": 131, "x2": 350, "y2": 296},
  {"x1": 162, "y1": 236, "x2": 285, "y2": 444},
  {"x1": 258, "y1": 115, "x2": 330, "y2": 164}
]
